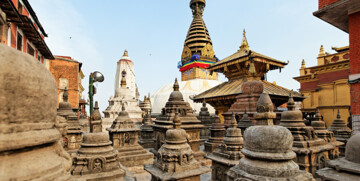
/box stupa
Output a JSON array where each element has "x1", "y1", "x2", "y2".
[
  {"x1": 207, "y1": 112, "x2": 244, "y2": 181},
  {"x1": 145, "y1": 112, "x2": 210, "y2": 180},
  {"x1": 139, "y1": 94, "x2": 152, "y2": 116},
  {"x1": 316, "y1": 134, "x2": 360, "y2": 180},
  {"x1": 328, "y1": 110, "x2": 352, "y2": 156},
  {"x1": 237, "y1": 109, "x2": 253, "y2": 134},
  {"x1": 311, "y1": 109, "x2": 343, "y2": 156},
  {"x1": 280, "y1": 94, "x2": 340, "y2": 174},
  {"x1": 0, "y1": 45, "x2": 71, "y2": 180},
  {"x1": 57, "y1": 89, "x2": 83, "y2": 151},
  {"x1": 72, "y1": 101, "x2": 133, "y2": 180},
  {"x1": 103, "y1": 50, "x2": 142, "y2": 131},
  {"x1": 139, "y1": 110, "x2": 155, "y2": 149},
  {"x1": 152, "y1": 78, "x2": 209, "y2": 165},
  {"x1": 204, "y1": 115, "x2": 225, "y2": 153},
  {"x1": 151, "y1": 0, "x2": 222, "y2": 115},
  {"x1": 197, "y1": 100, "x2": 215, "y2": 140},
  {"x1": 107, "y1": 104, "x2": 153, "y2": 172},
  {"x1": 227, "y1": 93, "x2": 314, "y2": 180}
]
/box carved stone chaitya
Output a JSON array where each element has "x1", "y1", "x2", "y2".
[
  {"x1": 237, "y1": 109, "x2": 253, "y2": 134},
  {"x1": 280, "y1": 95, "x2": 341, "y2": 175},
  {"x1": 153, "y1": 78, "x2": 209, "y2": 165},
  {"x1": 328, "y1": 110, "x2": 352, "y2": 156},
  {"x1": 107, "y1": 105, "x2": 153, "y2": 172},
  {"x1": 139, "y1": 94, "x2": 152, "y2": 116},
  {"x1": 207, "y1": 112, "x2": 244, "y2": 181},
  {"x1": 57, "y1": 89, "x2": 82, "y2": 151},
  {"x1": 72, "y1": 102, "x2": 132, "y2": 180},
  {"x1": 317, "y1": 134, "x2": 360, "y2": 180},
  {"x1": 145, "y1": 112, "x2": 210, "y2": 180},
  {"x1": 139, "y1": 110, "x2": 155, "y2": 149},
  {"x1": 0, "y1": 45, "x2": 71, "y2": 180},
  {"x1": 197, "y1": 100, "x2": 214, "y2": 141},
  {"x1": 204, "y1": 115, "x2": 225, "y2": 153},
  {"x1": 223, "y1": 81, "x2": 263, "y2": 128},
  {"x1": 227, "y1": 93, "x2": 314, "y2": 181}
]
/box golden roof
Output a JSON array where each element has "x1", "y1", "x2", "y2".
[{"x1": 192, "y1": 79, "x2": 302, "y2": 100}]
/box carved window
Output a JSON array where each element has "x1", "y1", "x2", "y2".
[{"x1": 27, "y1": 43, "x2": 35, "y2": 56}]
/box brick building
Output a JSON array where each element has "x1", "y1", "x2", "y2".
[
  {"x1": 49, "y1": 56, "x2": 85, "y2": 112},
  {"x1": 313, "y1": 0, "x2": 360, "y2": 133},
  {"x1": 0, "y1": 0, "x2": 53, "y2": 63}
]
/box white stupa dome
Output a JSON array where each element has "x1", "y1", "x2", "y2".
[{"x1": 151, "y1": 78, "x2": 221, "y2": 115}]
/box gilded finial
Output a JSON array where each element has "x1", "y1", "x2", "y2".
[
  {"x1": 123, "y1": 49, "x2": 128, "y2": 57},
  {"x1": 121, "y1": 70, "x2": 127, "y2": 88},
  {"x1": 319, "y1": 45, "x2": 325, "y2": 57},
  {"x1": 173, "y1": 78, "x2": 179, "y2": 91},
  {"x1": 301, "y1": 59, "x2": 306, "y2": 69},
  {"x1": 240, "y1": 29, "x2": 250, "y2": 51}
]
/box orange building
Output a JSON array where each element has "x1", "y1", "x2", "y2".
[
  {"x1": 0, "y1": 0, "x2": 53, "y2": 63},
  {"x1": 49, "y1": 56, "x2": 85, "y2": 112},
  {"x1": 313, "y1": 0, "x2": 360, "y2": 133}
]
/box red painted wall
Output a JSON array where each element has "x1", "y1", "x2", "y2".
[
  {"x1": 349, "y1": 11, "x2": 360, "y2": 115},
  {"x1": 10, "y1": 24, "x2": 16, "y2": 49},
  {"x1": 11, "y1": 0, "x2": 17, "y2": 8},
  {"x1": 301, "y1": 69, "x2": 350, "y2": 91},
  {"x1": 319, "y1": 0, "x2": 340, "y2": 9}
]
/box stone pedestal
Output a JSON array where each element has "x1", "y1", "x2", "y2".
[
  {"x1": 328, "y1": 110, "x2": 352, "y2": 156},
  {"x1": 226, "y1": 93, "x2": 314, "y2": 181},
  {"x1": 139, "y1": 111, "x2": 155, "y2": 149},
  {"x1": 145, "y1": 112, "x2": 210, "y2": 180},
  {"x1": 107, "y1": 105, "x2": 153, "y2": 172},
  {"x1": 0, "y1": 45, "x2": 70, "y2": 180},
  {"x1": 197, "y1": 101, "x2": 214, "y2": 141},
  {"x1": 207, "y1": 112, "x2": 244, "y2": 181},
  {"x1": 204, "y1": 115, "x2": 225, "y2": 153},
  {"x1": 153, "y1": 79, "x2": 209, "y2": 165},
  {"x1": 317, "y1": 134, "x2": 360, "y2": 180},
  {"x1": 280, "y1": 96, "x2": 341, "y2": 175}
]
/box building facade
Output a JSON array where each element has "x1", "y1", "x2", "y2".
[
  {"x1": 0, "y1": 0, "x2": 53, "y2": 64},
  {"x1": 294, "y1": 46, "x2": 350, "y2": 127},
  {"x1": 313, "y1": 0, "x2": 360, "y2": 133}
]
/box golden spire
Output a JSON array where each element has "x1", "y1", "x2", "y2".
[
  {"x1": 318, "y1": 45, "x2": 325, "y2": 57},
  {"x1": 239, "y1": 29, "x2": 250, "y2": 51},
  {"x1": 123, "y1": 49, "x2": 128, "y2": 57},
  {"x1": 121, "y1": 70, "x2": 127, "y2": 88},
  {"x1": 301, "y1": 59, "x2": 306, "y2": 69}
]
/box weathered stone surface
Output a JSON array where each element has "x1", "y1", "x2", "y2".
[
  {"x1": 152, "y1": 78, "x2": 209, "y2": 165},
  {"x1": 107, "y1": 105, "x2": 153, "y2": 171},
  {"x1": 139, "y1": 110, "x2": 155, "y2": 149},
  {"x1": 197, "y1": 100, "x2": 214, "y2": 141},
  {"x1": 237, "y1": 109, "x2": 253, "y2": 134},
  {"x1": 280, "y1": 95, "x2": 341, "y2": 175},
  {"x1": 328, "y1": 110, "x2": 352, "y2": 156},
  {"x1": 0, "y1": 44, "x2": 70, "y2": 180},
  {"x1": 207, "y1": 112, "x2": 243, "y2": 181},
  {"x1": 227, "y1": 93, "x2": 314, "y2": 181},
  {"x1": 317, "y1": 134, "x2": 360, "y2": 181},
  {"x1": 204, "y1": 115, "x2": 225, "y2": 153},
  {"x1": 145, "y1": 112, "x2": 210, "y2": 180}
]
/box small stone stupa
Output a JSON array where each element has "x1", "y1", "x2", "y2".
[
  {"x1": 107, "y1": 104, "x2": 153, "y2": 172},
  {"x1": 328, "y1": 110, "x2": 352, "y2": 156},
  {"x1": 72, "y1": 101, "x2": 133, "y2": 180},
  {"x1": 197, "y1": 100, "x2": 214, "y2": 140},
  {"x1": 139, "y1": 110, "x2": 155, "y2": 149},
  {"x1": 237, "y1": 109, "x2": 253, "y2": 134},
  {"x1": 57, "y1": 88, "x2": 83, "y2": 151},
  {"x1": 139, "y1": 94, "x2": 152, "y2": 116},
  {"x1": 152, "y1": 78, "x2": 209, "y2": 165},
  {"x1": 317, "y1": 134, "x2": 360, "y2": 180},
  {"x1": 227, "y1": 93, "x2": 314, "y2": 181},
  {"x1": 204, "y1": 115, "x2": 225, "y2": 153},
  {"x1": 0, "y1": 45, "x2": 71, "y2": 180},
  {"x1": 280, "y1": 94, "x2": 340, "y2": 174},
  {"x1": 311, "y1": 110, "x2": 343, "y2": 156},
  {"x1": 145, "y1": 112, "x2": 210, "y2": 180},
  {"x1": 207, "y1": 112, "x2": 244, "y2": 181}
]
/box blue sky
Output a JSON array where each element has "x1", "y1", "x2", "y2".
[{"x1": 31, "y1": 0, "x2": 348, "y2": 113}]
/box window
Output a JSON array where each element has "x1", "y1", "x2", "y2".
[
  {"x1": 38, "y1": 55, "x2": 41, "y2": 61},
  {"x1": 17, "y1": 32, "x2": 22, "y2": 51},
  {"x1": 27, "y1": 43, "x2": 34, "y2": 56}
]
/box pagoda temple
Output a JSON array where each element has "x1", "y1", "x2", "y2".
[
  {"x1": 192, "y1": 30, "x2": 302, "y2": 121},
  {"x1": 151, "y1": 0, "x2": 221, "y2": 115}
]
